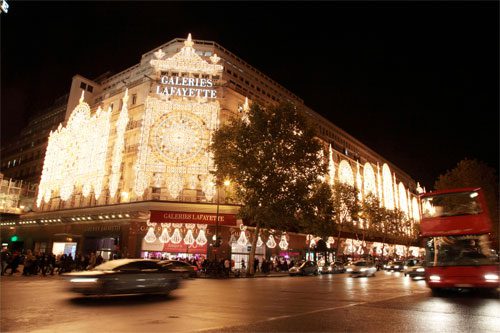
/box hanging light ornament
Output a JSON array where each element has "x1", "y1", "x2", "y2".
[
  {"x1": 170, "y1": 223, "x2": 183, "y2": 244},
  {"x1": 327, "y1": 236, "x2": 335, "y2": 249},
  {"x1": 195, "y1": 224, "x2": 208, "y2": 246},
  {"x1": 144, "y1": 220, "x2": 157, "y2": 243},
  {"x1": 237, "y1": 226, "x2": 248, "y2": 246},
  {"x1": 256, "y1": 235, "x2": 263, "y2": 247},
  {"x1": 183, "y1": 223, "x2": 196, "y2": 245},
  {"x1": 279, "y1": 234, "x2": 289, "y2": 250},
  {"x1": 159, "y1": 223, "x2": 171, "y2": 243},
  {"x1": 266, "y1": 235, "x2": 276, "y2": 248}
]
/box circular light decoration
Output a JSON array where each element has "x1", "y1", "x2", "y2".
[
  {"x1": 152, "y1": 111, "x2": 207, "y2": 163},
  {"x1": 363, "y1": 163, "x2": 377, "y2": 196},
  {"x1": 382, "y1": 163, "x2": 394, "y2": 210},
  {"x1": 338, "y1": 160, "x2": 354, "y2": 186}
]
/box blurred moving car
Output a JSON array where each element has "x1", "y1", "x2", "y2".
[
  {"x1": 319, "y1": 261, "x2": 345, "y2": 274},
  {"x1": 64, "y1": 259, "x2": 182, "y2": 296},
  {"x1": 346, "y1": 260, "x2": 377, "y2": 277},
  {"x1": 404, "y1": 262, "x2": 426, "y2": 279},
  {"x1": 160, "y1": 260, "x2": 199, "y2": 278},
  {"x1": 289, "y1": 261, "x2": 319, "y2": 276},
  {"x1": 385, "y1": 261, "x2": 405, "y2": 272},
  {"x1": 402, "y1": 259, "x2": 422, "y2": 275}
]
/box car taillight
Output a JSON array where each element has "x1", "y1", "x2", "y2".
[{"x1": 193, "y1": 267, "x2": 198, "y2": 271}]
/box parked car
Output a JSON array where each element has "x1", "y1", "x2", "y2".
[
  {"x1": 289, "y1": 261, "x2": 319, "y2": 276},
  {"x1": 64, "y1": 259, "x2": 182, "y2": 296},
  {"x1": 346, "y1": 260, "x2": 377, "y2": 277},
  {"x1": 160, "y1": 260, "x2": 199, "y2": 278}
]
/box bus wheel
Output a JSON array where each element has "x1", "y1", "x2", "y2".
[{"x1": 431, "y1": 288, "x2": 443, "y2": 296}]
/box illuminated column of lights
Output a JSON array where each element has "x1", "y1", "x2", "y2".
[
  {"x1": 159, "y1": 223, "x2": 171, "y2": 243},
  {"x1": 237, "y1": 226, "x2": 248, "y2": 246},
  {"x1": 109, "y1": 89, "x2": 130, "y2": 198},
  {"x1": 412, "y1": 197, "x2": 420, "y2": 222},
  {"x1": 279, "y1": 234, "x2": 289, "y2": 250},
  {"x1": 356, "y1": 162, "x2": 363, "y2": 201},
  {"x1": 183, "y1": 223, "x2": 196, "y2": 245},
  {"x1": 363, "y1": 162, "x2": 377, "y2": 197},
  {"x1": 377, "y1": 163, "x2": 383, "y2": 206},
  {"x1": 338, "y1": 160, "x2": 354, "y2": 185},
  {"x1": 133, "y1": 97, "x2": 154, "y2": 197},
  {"x1": 407, "y1": 189, "x2": 413, "y2": 220},
  {"x1": 170, "y1": 223, "x2": 183, "y2": 244},
  {"x1": 398, "y1": 182, "x2": 408, "y2": 216},
  {"x1": 393, "y1": 173, "x2": 399, "y2": 210},
  {"x1": 195, "y1": 224, "x2": 208, "y2": 246},
  {"x1": 328, "y1": 144, "x2": 335, "y2": 186},
  {"x1": 144, "y1": 221, "x2": 157, "y2": 243},
  {"x1": 382, "y1": 163, "x2": 394, "y2": 210},
  {"x1": 266, "y1": 234, "x2": 276, "y2": 248},
  {"x1": 37, "y1": 92, "x2": 111, "y2": 205},
  {"x1": 256, "y1": 235, "x2": 263, "y2": 247},
  {"x1": 167, "y1": 175, "x2": 184, "y2": 199}
]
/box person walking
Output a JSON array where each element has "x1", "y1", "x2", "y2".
[{"x1": 1, "y1": 248, "x2": 11, "y2": 275}]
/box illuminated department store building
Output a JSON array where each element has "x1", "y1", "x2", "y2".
[{"x1": 2, "y1": 35, "x2": 423, "y2": 263}]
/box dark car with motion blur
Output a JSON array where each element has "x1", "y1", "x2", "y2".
[
  {"x1": 64, "y1": 259, "x2": 182, "y2": 296},
  {"x1": 289, "y1": 260, "x2": 319, "y2": 276},
  {"x1": 320, "y1": 261, "x2": 345, "y2": 274},
  {"x1": 385, "y1": 260, "x2": 405, "y2": 272},
  {"x1": 404, "y1": 261, "x2": 426, "y2": 279},
  {"x1": 159, "y1": 260, "x2": 199, "y2": 278}
]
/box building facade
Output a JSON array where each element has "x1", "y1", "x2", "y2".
[{"x1": 0, "y1": 35, "x2": 423, "y2": 263}]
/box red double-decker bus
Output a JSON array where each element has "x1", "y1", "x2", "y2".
[{"x1": 419, "y1": 187, "x2": 499, "y2": 294}]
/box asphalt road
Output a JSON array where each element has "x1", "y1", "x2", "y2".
[{"x1": 1, "y1": 271, "x2": 499, "y2": 332}]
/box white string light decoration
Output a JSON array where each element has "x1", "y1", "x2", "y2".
[
  {"x1": 144, "y1": 220, "x2": 157, "y2": 243},
  {"x1": 279, "y1": 234, "x2": 289, "y2": 250},
  {"x1": 159, "y1": 223, "x2": 171, "y2": 243},
  {"x1": 266, "y1": 235, "x2": 276, "y2": 248},
  {"x1": 170, "y1": 223, "x2": 183, "y2": 244},
  {"x1": 327, "y1": 236, "x2": 335, "y2": 249},
  {"x1": 109, "y1": 89, "x2": 130, "y2": 198},
  {"x1": 183, "y1": 223, "x2": 196, "y2": 245},
  {"x1": 328, "y1": 144, "x2": 336, "y2": 186},
  {"x1": 256, "y1": 235, "x2": 263, "y2": 248},
  {"x1": 237, "y1": 226, "x2": 248, "y2": 247},
  {"x1": 195, "y1": 224, "x2": 208, "y2": 246},
  {"x1": 382, "y1": 163, "x2": 395, "y2": 210},
  {"x1": 338, "y1": 160, "x2": 354, "y2": 186}
]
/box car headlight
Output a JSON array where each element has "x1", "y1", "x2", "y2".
[
  {"x1": 394, "y1": 265, "x2": 399, "y2": 269},
  {"x1": 360, "y1": 268, "x2": 367, "y2": 272},
  {"x1": 484, "y1": 274, "x2": 499, "y2": 282},
  {"x1": 404, "y1": 266, "x2": 408, "y2": 270},
  {"x1": 429, "y1": 275, "x2": 441, "y2": 282},
  {"x1": 70, "y1": 278, "x2": 98, "y2": 283},
  {"x1": 346, "y1": 268, "x2": 353, "y2": 272},
  {"x1": 416, "y1": 268, "x2": 425, "y2": 272},
  {"x1": 328, "y1": 267, "x2": 332, "y2": 271}
]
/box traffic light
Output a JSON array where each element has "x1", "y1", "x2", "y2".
[{"x1": 10, "y1": 235, "x2": 18, "y2": 242}]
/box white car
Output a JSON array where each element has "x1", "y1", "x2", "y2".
[{"x1": 346, "y1": 260, "x2": 377, "y2": 277}]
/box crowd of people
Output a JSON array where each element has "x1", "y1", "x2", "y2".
[{"x1": 0, "y1": 248, "x2": 113, "y2": 276}]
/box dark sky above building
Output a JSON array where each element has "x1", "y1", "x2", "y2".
[{"x1": 1, "y1": 1, "x2": 498, "y2": 189}]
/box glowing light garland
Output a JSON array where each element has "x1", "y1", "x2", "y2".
[
  {"x1": 37, "y1": 92, "x2": 111, "y2": 206},
  {"x1": 338, "y1": 160, "x2": 354, "y2": 186},
  {"x1": 144, "y1": 220, "x2": 157, "y2": 243},
  {"x1": 279, "y1": 235, "x2": 288, "y2": 250},
  {"x1": 328, "y1": 144, "x2": 335, "y2": 186},
  {"x1": 109, "y1": 89, "x2": 130, "y2": 198},
  {"x1": 183, "y1": 223, "x2": 196, "y2": 245},
  {"x1": 256, "y1": 235, "x2": 263, "y2": 247},
  {"x1": 159, "y1": 223, "x2": 171, "y2": 243},
  {"x1": 195, "y1": 224, "x2": 208, "y2": 246},
  {"x1": 170, "y1": 223, "x2": 183, "y2": 244},
  {"x1": 266, "y1": 235, "x2": 276, "y2": 248},
  {"x1": 237, "y1": 226, "x2": 248, "y2": 246},
  {"x1": 382, "y1": 163, "x2": 394, "y2": 210},
  {"x1": 363, "y1": 163, "x2": 377, "y2": 196}
]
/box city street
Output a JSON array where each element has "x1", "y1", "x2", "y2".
[{"x1": 1, "y1": 271, "x2": 499, "y2": 332}]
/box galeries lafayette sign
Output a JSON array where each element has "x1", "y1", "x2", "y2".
[{"x1": 150, "y1": 210, "x2": 236, "y2": 226}]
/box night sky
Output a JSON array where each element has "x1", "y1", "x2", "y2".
[{"x1": 1, "y1": 1, "x2": 498, "y2": 189}]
